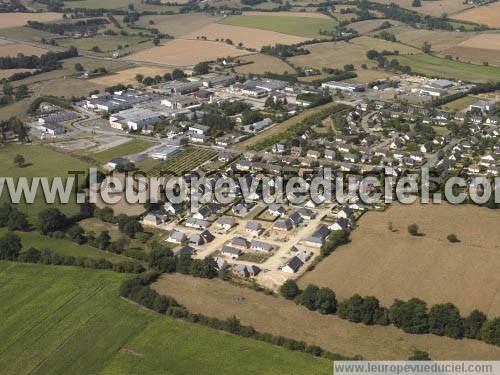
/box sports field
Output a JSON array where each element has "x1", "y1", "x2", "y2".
[
  {"x1": 395, "y1": 53, "x2": 500, "y2": 83},
  {"x1": 299, "y1": 203, "x2": 500, "y2": 318},
  {"x1": 0, "y1": 262, "x2": 332, "y2": 374},
  {"x1": 218, "y1": 14, "x2": 338, "y2": 39},
  {"x1": 0, "y1": 145, "x2": 91, "y2": 219}
]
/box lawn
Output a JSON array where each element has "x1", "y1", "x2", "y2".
[
  {"x1": 395, "y1": 53, "x2": 500, "y2": 83},
  {"x1": 439, "y1": 95, "x2": 477, "y2": 111},
  {"x1": 0, "y1": 144, "x2": 91, "y2": 220},
  {"x1": 0, "y1": 262, "x2": 333, "y2": 374},
  {"x1": 0, "y1": 228, "x2": 130, "y2": 263},
  {"x1": 92, "y1": 139, "x2": 156, "y2": 164},
  {"x1": 218, "y1": 15, "x2": 338, "y2": 38}
]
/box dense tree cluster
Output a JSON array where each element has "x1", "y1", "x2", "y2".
[
  {"x1": 26, "y1": 18, "x2": 109, "y2": 35},
  {"x1": 0, "y1": 47, "x2": 78, "y2": 70},
  {"x1": 261, "y1": 44, "x2": 309, "y2": 58},
  {"x1": 295, "y1": 93, "x2": 332, "y2": 108}
]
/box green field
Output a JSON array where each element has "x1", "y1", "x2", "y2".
[
  {"x1": 439, "y1": 95, "x2": 478, "y2": 111},
  {"x1": 218, "y1": 15, "x2": 338, "y2": 38},
  {"x1": 0, "y1": 144, "x2": 90, "y2": 219},
  {"x1": 395, "y1": 53, "x2": 500, "y2": 83},
  {"x1": 92, "y1": 139, "x2": 156, "y2": 164},
  {"x1": 61, "y1": 0, "x2": 180, "y2": 12},
  {"x1": 0, "y1": 228, "x2": 130, "y2": 263},
  {"x1": 0, "y1": 262, "x2": 330, "y2": 374}
]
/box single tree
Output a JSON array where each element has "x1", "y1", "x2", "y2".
[
  {"x1": 14, "y1": 154, "x2": 25, "y2": 167},
  {"x1": 280, "y1": 279, "x2": 300, "y2": 300}
]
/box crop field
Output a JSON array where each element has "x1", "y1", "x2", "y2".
[
  {"x1": 153, "y1": 273, "x2": 500, "y2": 360},
  {"x1": 181, "y1": 23, "x2": 308, "y2": 49},
  {"x1": 235, "y1": 54, "x2": 295, "y2": 75},
  {"x1": 0, "y1": 42, "x2": 48, "y2": 57},
  {"x1": 0, "y1": 228, "x2": 129, "y2": 263},
  {"x1": 300, "y1": 203, "x2": 500, "y2": 318},
  {"x1": 0, "y1": 262, "x2": 150, "y2": 374},
  {"x1": 58, "y1": 35, "x2": 150, "y2": 53},
  {"x1": 40, "y1": 78, "x2": 106, "y2": 98},
  {"x1": 395, "y1": 53, "x2": 500, "y2": 82},
  {"x1": 0, "y1": 12, "x2": 62, "y2": 29},
  {"x1": 218, "y1": 14, "x2": 338, "y2": 39},
  {"x1": 442, "y1": 33, "x2": 500, "y2": 66},
  {"x1": 143, "y1": 147, "x2": 217, "y2": 177},
  {"x1": 370, "y1": 0, "x2": 473, "y2": 17},
  {"x1": 452, "y1": 1, "x2": 500, "y2": 28},
  {"x1": 138, "y1": 14, "x2": 223, "y2": 38},
  {"x1": 58, "y1": 0, "x2": 183, "y2": 11},
  {"x1": 0, "y1": 262, "x2": 328, "y2": 374},
  {"x1": 0, "y1": 145, "x2": 90, "y2": 219},
  {"x1": 91, "y1": 139, "x2": 156, "y2": 164},
  {"x1": 125, "y1": 39, "x2": 252, "y2": 67},
  {"x1": 351, "y1": 36, "x2": 420, "y2": 54},
  {"x1": 102, "y1": 314, "x2": 330, "y2": 375},
  {"x1": 390, "y1": 26, "x2": 478, "y2": 53},
  {"x1": 347, "y1": 19, "x2": 403, "y2": 35},
  {"x1": 90, "y1": 66, "x2": 172, "y2": 86}
]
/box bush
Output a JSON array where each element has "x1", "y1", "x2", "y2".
[
  {"x1": 297, "y1": 284, "x2": 319, "y2": 311},
  {"x1": 447, "y1": 234, "x2": 460, "y2": 243},
  {"x1": 481, "y1": 318, "x2": 500, "y2": 346},
  {"x1": 463, "y1": 310, "x2": 487, "y2": 340},
  {"x1": 389, "y1": 298, "x2": 429, "y2": 334},
  {"x1": 280, "y1": 279, "x2": 300, "y2": 300},
  {"x1": 428, "y1": 303, "x2": 463, "y2": 338},
  {"x1": 407, "y1": 224, "x2": 419, "y2": 236},
  {"x1": 408, "y1": 350, "x2": 430, "y2": 360}
]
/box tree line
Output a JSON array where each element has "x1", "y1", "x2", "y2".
[
  {"x1": 26, "y1": 18, "x2": 109, "y2": 35},
  {"x1": 0, "y1": 47, "x2": 78, "y2": 70},
  {"x1": 280, "y1": 280, "x2": 500, "y2": 347}
]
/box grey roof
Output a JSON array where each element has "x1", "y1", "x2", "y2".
[
  {"x1": 273, "y1": 219, "x2": 293, "y2": 230},
  {"x1": 222, "y1": 246, "x2": 242, "y2": 256},
  {"x1": 250, "y1": 240, "x2": 273, "y2": 251},
  {"x1": 185, "y1": 217, "x2": 210, "y2": 228},
  {"x1": 289, "y1": 211, "x2": 303, "y2": 225},
  {"x1": 298, "y1": 208, "x2": 314, "y2": 218},
  {"x1": 305, "y1": 225, "x2": 330, "y2": 243},
  {"x1": 169, "y1": 229, "x2": 186, "y2": 242},
  {"x1": 245, "y1": 221, "x2": 262, "y2": 231},
  {"x1": 285, "y1": 256, "x2": 304, "y2": 272},
  {"x1": 216, "y1": 217, "x2": 236, "y2": 226},
  {"x1": 174, "y1": 245, "x2": 194, "y2": 257},
  {"x1": 231, "y1": 236, "x2": 249, "y2": 247}
]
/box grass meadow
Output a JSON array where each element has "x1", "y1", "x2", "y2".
[{"x1": 92, "y1": 139, "x2": 156, "y2": 164}]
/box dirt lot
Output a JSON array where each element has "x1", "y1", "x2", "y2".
[
  {"x1": 0, "y1": 43, "x2": 48, "y2": 57},
  {"x1": 90, "y1": 66, "x2": 172, "y2": 86},
  {"x1": 452, "y1": 1, "x2": 500, "y2": 28},
  {"x1": 125, "y1": 39, "x2": 252, "y2": 67},
  {"x1": 235, "y1": 54, "x2": 295, "y2": 75},
  {"x1": 181, "y1": 23, "x2": 308, "y2": 49},
  {"x1": 0, "y1": 12, "x2": 62, "y2": 29},
  {"x1": 299, "y1": 203, "x2": 500, "y2": 318},
  {"x1": 153, "y1": 273, "x2": 500, "y2": 360},
  {"x1": 390, "y1": 26, "x2": 477, "y2": 52}
]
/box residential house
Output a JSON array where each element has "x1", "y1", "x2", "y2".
[
  {"x1": 282, "y1": 256, "x2": 304, "y2": 273},
  {"x1": 215, "y1": 217, "x2": 236, "y2": 231},
  {"x1": 231, "y1": 236, "x2": 250, "y2": 249},
  {"x1": 221, "y1": 245, "x2": 242, "y2": 259},
  {"x1": 250, "y1": 240, "x2": 273, "y2": 252},
  {"x1": 167, "y1": 229, "x2": 186, "y2": 244},
  {"x1": 273, "y1": 219, "x2": 293, "y2": 231},
  {"x1": 304, "y1": 225, "x2": 330, "y2": 247},
  {"x1": 245, "y1": 221, "x2": 263, "y2": 237}
]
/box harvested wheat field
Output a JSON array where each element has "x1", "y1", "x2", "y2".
[
  {"x1": 300, "y1": 203, "x2": 500, "y2": 318},
  {"x1": 443, "y1": 47, "x2": 500, "y2": 67},
  {"x1": 351, "y1": 36, "x2": 420, "y2": 54},
  {"x1": 138, "y1": 14, "x2": 222, "y2": 37},
  {"x1": 90, "y1": 66, "x2": 172, "y2": 86},
  {"x1": 370, "y1": 0, "x2": 472, "y2": 16},
  {"x1": 182, "y1": 23, "x2": 308, "y2": 49},
  {"x1": 235, "y1": 54, "x2": 294, "y2": 75},
  {"x1": 452, "y1": 1, "x2": 500, "y2": 28},
  {"x1": 125, "y1": 39, "x2": 252, "y2": 67},
  {"x1": 457, "y1": 33, "x2": 500, "y2": 51},
  {"x1": 0, "y1": 43, "x2": 48, "y2": 57},
  {"x1": 153, "y1": 273, "x2": 500, "y2": 360},
  {"x1": 0, "y1": 12, "x2": 62, "y2": 29},
  {"x1": 391, "y1": 26, "x2": 478, "y2": 52}
]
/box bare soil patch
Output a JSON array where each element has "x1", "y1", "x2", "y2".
[
  {"x1": 153, "y1": 273, "x2": 500, "y2": 360},
  {"x1": 125, "y1": 39, "x2": 252, "y2": 67},
  {"x1": 299, "y1": 203, "x2": 500, "y2": 318},
  {"x1": 182, "y1": 23, "x2": 308, "y2": 49},
  {"x1": 0, "y1": 12, "x2": 62, "y2": 29}
]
